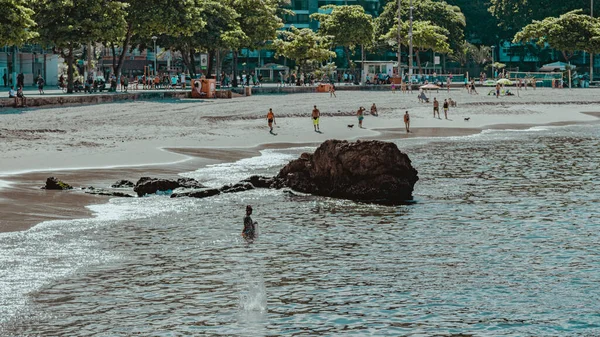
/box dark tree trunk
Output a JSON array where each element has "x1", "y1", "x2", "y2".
[
  {"x1": 189, "y1": 51, "x2": 197, "y2": 77},
  {"x1": 115, "y1": 23, "x2": 133, "y2": 79},
  {"x1": 181, "y1": 45, "x2": 191, "y2": 74},
  {"x1": 207, "y1": 49, "x2": 215, "y2": 79},
  {"x1": 416, "y1": 50, "x2": 422, "y2": 74},
  {"x1": 232, "y1": 50, "x2": 239, "y2": 87},
  {"x1": 66, "y1": 45, "x2": 74, "y2": 94},
  {"x1": 111, "y1": 43, "x2": 117, "y2": 74}
]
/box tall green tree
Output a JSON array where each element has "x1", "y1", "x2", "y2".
[
  {"x1": 162, "y1": 0, "x2": 243, "y2": 77},
  {"x1": 375, "y1": 0, "x2": 465, "y2": 52},
  {"x1": 0, "y1": 0, "x2": 37, "y2": 46},
  {"x1": 489, "y1": 0, "x2": 599, "y2": 39},
  {"x1": 273, "y1": 27, "x2": 335, "y2": 73},
  {"x1": 34, "y1": 0, "x2": 127, "y2": 93},
  {"x1": 445, "y1": 0, "x2": 499, "y2": 45},
  {"x1": 383, "y1": 20, "x2": 451, "y2": 73},
  {"x1": 229, "y1": 0, "x2": 283, "y2": 86},
  {"x1": 113, "y1": 0, "x2": 205, "y2": 79},
  {"x1": 513, "y1": 10, "x2": 600, "y2": 62},
  {"x1": 311, "y1": 5, "x2": 374, "y2": 75}
]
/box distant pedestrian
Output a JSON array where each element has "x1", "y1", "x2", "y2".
[
  {"x1": 312, "y1": 105, "x2": 320, "y2": 132},
  {"x1": 433, "y1": 97, "x2": 440, "y2": 118},
  {"x1": 495, "y1": 83, "x2": 501, "y2": 98},
  {"x1": 267, "y1": 108, "x2": 276, "y2": 133},
  {"x1": 357, "y1": 106, "x2": 366, "y2": 128},
  {"x1": 37, "y1": 75, "x2": 45, "y2": 94},
  {"x1": 15, "y1": 86, "x2": 26, "y2": 107},
  {"x1": 443, "y1": 99, "x2": 449, "y2": 119},
  {"x1": 2, "y1": 72, "x2": 6, "y2": 87},
  {"x1": 403, "y1": 111, "x2": 410, "y2": 133},
  {"x1": 391, "y1": 82, "x2": 396, "y2": 93},
  {"x1": 329, "y1": 83, "x2": 336, "y2": 97}
]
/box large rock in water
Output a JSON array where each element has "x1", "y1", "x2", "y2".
[
  {"x1": 133, "y1": 177, "x2": 205, "y2": 196},
  {"x1": 275, "y1": 139, "x2": 418, "y2": 204}
]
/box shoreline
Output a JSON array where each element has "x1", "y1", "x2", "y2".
[
  {"x1": 1, "y1": 88, "x2": 599, "y2": 233},
  {"x1": 2, "y1": 120, "x2": 598, "y2": 234}
]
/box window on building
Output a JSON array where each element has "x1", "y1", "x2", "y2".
[{"x1": 293, "y1": 0, "x2": 308, "y2": 10}]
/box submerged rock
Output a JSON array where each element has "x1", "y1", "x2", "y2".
[
  {"x1": 42, "y1": 177, "x2": 73, "y2": 190},
  {"x1": 83, "y1": 187, "x2": 134, "y2": 198},
  {"x1": 274, "y1": 139, "x2": 418, "y2": 204},
  {"x1": 171, "y1": 188, "x2": 221, "y2": 199},
  {"x1": 111, "y1": 180, "x2": 135, "y2": 188},
  {"x1": 133, "y1": 177, "x2": 205, "y2": 197}
]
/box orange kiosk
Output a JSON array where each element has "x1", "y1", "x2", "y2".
[
  {"x1": 316, "y1": 83, "x2": 331, "y2": 92},
  {"x1": 191, "y1": 78, "x2": 216, "y2": 98}
]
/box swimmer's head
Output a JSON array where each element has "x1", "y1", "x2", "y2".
[{"x1": 246, "y1": 205, "x2": 253, "y2": 214}]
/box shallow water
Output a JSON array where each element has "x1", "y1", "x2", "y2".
[{"x1": 1, "y1": 124, "x2": 599, "y2": 336}]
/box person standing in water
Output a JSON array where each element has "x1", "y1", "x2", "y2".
[
  {"x1": 242, "y1": 205, "x2": 258, "y2": 241},
  {"x1": 267, "y1": 108, "x2": 276, "y2": 133}
]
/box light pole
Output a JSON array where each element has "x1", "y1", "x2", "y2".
[
  {"x1": 397, "y1": 0, "x2": 402, "y2": 76},
  {"x1": 591, "y1": 0, "x2": 594, "y2": 83},
  {"x1": 408, "y1": 0, "x2": 414, "y2": 79},
  {"x1": 491, "y1": 45, "x2": 496, "y2": 79},
  {"x1": 152, "y1": 36, "x2": 158, "y2": 76}
]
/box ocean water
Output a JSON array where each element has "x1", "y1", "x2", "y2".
[{"x1": 0, "y1": 123, "x2": 599, "y2": 336}]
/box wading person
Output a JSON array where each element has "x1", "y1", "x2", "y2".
[{"x1": 242, "y1": 205, "x2": 258, "y2": 241}]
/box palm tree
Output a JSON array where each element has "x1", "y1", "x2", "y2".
[{"x1": 449, "y1": 41, "x2": 471, "y2": 67}]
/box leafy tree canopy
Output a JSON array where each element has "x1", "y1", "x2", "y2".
[
  {"x1": 489, "y1": 0, "x2": 599, "y2": 38},
  {"x1": 311, "y1": 5, "x2": 374, "y2": 51},
  {"x1": 513, "y1": 10, "x2": 600, "y2": 61},
  {"x1": 273, "y1": 27, "x2": 335, "y2": 71},
  {"x1": 375, "y1": 0, "x2": 465, "y2": 51},
  {"x1": 0, "y1": 0, "x2": 37, "y2": 46}
]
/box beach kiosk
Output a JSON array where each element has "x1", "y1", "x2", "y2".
[{"x1": 191, "y1": 78, "x2": 216, "y2": 98}]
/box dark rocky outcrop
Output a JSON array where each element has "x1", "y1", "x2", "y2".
[
  {"x1": 111, "y1": 180, "x2": 135, "y2": 188},
  {"x1": 220, "y1": 182, "x2": 255, "y2": 193},
  {"x1": 83, "y1": 187, "x2": 134, "y2": 198},
  {"x1": 42, "y1": 177, "x2": 73, "y2": 190},
  {"x1": 171, "y1": 188, "x2": 221, "y2": 199},
  {"x1": 272, "y1": 139, "x2": 418, "y2": 204},
  {"x1": 133, "y1": 177, "x2": 205, "y2": 197}
]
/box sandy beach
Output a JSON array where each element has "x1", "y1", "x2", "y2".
[{"x1": 1, "y1": 87, "x2": 599, "y2": 232}]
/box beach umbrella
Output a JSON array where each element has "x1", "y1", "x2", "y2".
[
  {"x1": 496, "y1": 78, "x2": 513, "y2": 85},
  {"x1": 420, "y1": 83, "x2": 441, "y2": 90},
  {"x1": 483, "y1": 80, "x2": 497, "y2": 86}
]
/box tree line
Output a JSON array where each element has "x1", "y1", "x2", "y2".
[{"x1": 2, "y1": 0, "x2": 599, "y2": 92}]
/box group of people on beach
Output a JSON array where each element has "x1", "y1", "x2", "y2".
[
  {"x1": 432, "y1": 97, "x2": 454, "y2": 119},
  {"x1": 265, "y1": 102, "x2": 412, "y2": 134}
]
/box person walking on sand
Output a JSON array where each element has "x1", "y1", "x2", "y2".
[
  {"x1": 267, "y1": 108, "x2": 276, "y2": 133},
  {"x1": 242, "y1": 205, "x2": 258, "y2": 241},
  {"x1": 357, "y1": 106, "x2": 366, "y2": 128},
  {"x1": 433, "y1": 97, "x2": 440, "y2": 118},
  {"x1": 329, "y1": 83, "x2": 336, "y2": 97},
  {"x1": 312, "y1": 105, "x2": 321, "y2": 132},
  {"x1": 403, "y1": 110, "x2": 410, "y2": 133},
  {"x1": 37, "y1": 75, "x2": 45, "y2": 94},
  {"x1": 443, "y1": 99, "x2": 449, "y2": 119},
  {"x1": 495, "y1": 83, "x2": 501, "y2": 98}
]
